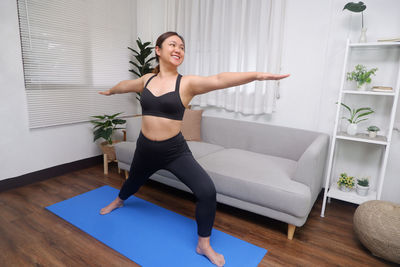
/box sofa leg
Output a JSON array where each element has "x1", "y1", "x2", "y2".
[
  {"x1": 288, "y1": 224, "x2": 296, "y2": 240},
  {"x1": 124, "y1": 170, "x2": 129, "y2": 180},
  {"x1": 103, "y1": 154, "x2": 108, "y2": 175}
]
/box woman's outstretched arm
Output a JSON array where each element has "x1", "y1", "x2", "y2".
[
  {"x1": 186, "y1": 72, "x2": 290, "y2": 96},
  {"x1": 99, "y1": 73, "x2": 153, "y2": 96}
]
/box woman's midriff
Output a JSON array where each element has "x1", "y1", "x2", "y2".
[{"x1": 141, "y1": 115, "x2": 182, "y2": 141}]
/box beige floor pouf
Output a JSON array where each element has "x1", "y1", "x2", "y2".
[{"x1": 353, "y1": 200, "x2": 400, "y2": 264}]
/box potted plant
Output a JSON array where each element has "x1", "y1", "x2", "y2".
[
  {"x1": 367, "y1": 125, "x2": 380, "y2": 138},
  {"x1": 356, "y1": 177, "x2": 370, "y2": 196},
  {"x1": 338, "y1": 102, "x2": 374, "y2": 135},
  {"x1": 128, "y1": 38, "x2": 156, "y2": 101},
  {"x1": 343, "y1": 1, "x2": 367, "y2": 42},
  {"x1": 90, "y1": 112, "x2": 127, "y2": 161},
  {"x1": 337, "y1": 172, "x2": 355, "y2": 192},
  {"x1": 346, "y1": 64, "x2": 378, "y2": 91}
]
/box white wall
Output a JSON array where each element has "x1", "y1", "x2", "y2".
[
  {"x1": 1, "y1": 0, "x2": 399, "y2": 203},
  {"x1": 0, "y1": 0, "x2": 138, "y2": 180}
]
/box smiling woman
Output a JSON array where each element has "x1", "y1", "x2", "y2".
[
  {"x1": 98, "y1": 31, "x2": 289, "y2": 267},
  {"x1": 152, "y1": 32, "x2": 186, "y2": 75}
]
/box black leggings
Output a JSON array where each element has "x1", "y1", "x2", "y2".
[{"x1": 119, "y1": 131, "x2": 217, "y2": 237}]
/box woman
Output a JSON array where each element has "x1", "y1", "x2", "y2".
[{"x1": 99, "y1": 31, "x2": 289, "y2": 266}]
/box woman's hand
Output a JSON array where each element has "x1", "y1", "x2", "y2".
[
  {"x1": 256, "y1": 73, "x2": 290, "y2": 81},
  {"x1": 99, "y1": 89, "x2": 113, "y2": 96}
]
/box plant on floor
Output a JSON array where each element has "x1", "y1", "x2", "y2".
[
  {"x1": 337, "y1": 173, "x2": 355, "y2": 189},
  {"x1": 90, "y1": 112, "x2": 127, "y2": 145},
  {"x1": 128, "y1": 38, "x2": 156, "y2": 101},
  {"x1": 346, "y1": 64, "x2": 378, "y2": 88}
]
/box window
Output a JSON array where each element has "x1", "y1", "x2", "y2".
[{"x1": 17, "y1": 0, "x2": 137, "y2": 128}]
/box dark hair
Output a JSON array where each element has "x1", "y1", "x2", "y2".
[{"x1": 153, "y1": 31, "x2": 185, "y2": 74}]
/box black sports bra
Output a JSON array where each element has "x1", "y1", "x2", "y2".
[{"x1": 140, "y1": 74, "x2": 186, "y2": 121}]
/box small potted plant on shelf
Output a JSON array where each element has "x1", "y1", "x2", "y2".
[
  {"x1": 90, "y1": 112, "x2": 127, "y2": 161},
  {"x1": 337, "y1": 172, "x2": 355, "y2": 192},
  {"x1": 356, "y1": 177, "x2": 370, "y2": 196},
  {"x1": 338, "y1": 102, "x2": 374, "y2": 135},
  {"x1": 346, "y1": 64, "x2": 378, "y2": 91},
  {"x1": 367, "y1": 125, "x2": 380, "y2": 138}
]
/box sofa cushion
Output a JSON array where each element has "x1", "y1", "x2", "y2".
[
  {"x1": 197, "y1": 148, "x2": 311, "y2": 218},
  {"x1": 125, "y1": 116, "x2": 142, "y2": 142},
  {"x1": 187, "y1": 141, "x2": 224, "y2": 159},
  {"x1": 156, "y1": 141, "x2": 224, "y2": 180},
  {"x1": 201, "y1": 116, "x2": 319, "y2": 161}
]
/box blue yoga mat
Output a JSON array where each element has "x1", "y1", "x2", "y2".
[{"x1": 46, "y1": 185, "x2": 267, "y2": 266}]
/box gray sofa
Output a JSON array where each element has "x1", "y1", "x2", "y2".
[{"x1": 115, "y1": 115, "x2": 329, "y2": 239}]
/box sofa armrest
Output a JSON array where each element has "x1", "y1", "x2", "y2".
[
  {"x1": 125, "y1": 116, "x2": 142, "y2": 142},
  {"x1": 293, "y1": 134, "x2": 329, "y2": 196}
]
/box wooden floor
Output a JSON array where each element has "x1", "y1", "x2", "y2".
[{"x1": 0, "y1": 164, "x2": 396, "y2": 267}]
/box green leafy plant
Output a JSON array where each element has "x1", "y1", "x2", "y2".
[
  {"x1": 90, "y1": 112, "x2": 126, "y2": 145},
  {"x1": 343, "y1": 1, "x2": 367, "y2": 28},
  {"x1": 367, "y1": 125, "x2": 380, "y2": 132},
  {"x1": 128, "y1": 38, "x2": 156, "y2": 100},
  {"x1": 357, "y1": 177, "x2": 369, "y2": 187},
  {"x1": 347, "y1": 64, "x2": 378, "y2": 87},
  {"x1": 337, "y1": 173, "x2": 355, "y2": 189},
  {"x1": 338, "y1": 102, "x2": 374, "y2": 124}
]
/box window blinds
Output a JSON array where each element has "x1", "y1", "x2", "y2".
[{"x1": 17, "y1": 0, "x2": 138, "y2": 128}]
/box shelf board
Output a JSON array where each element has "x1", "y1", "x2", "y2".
[
  {"x1": 336, "y1": 132, "x2": 388, "y2": 145},
  {"x1": 349, "y1": 41, "x2": 400, "y2": 48},
  {"x1": 342, "y1": 90, "x2": 395, "y2": 96},
  {"x1": 327, "y1": 186, "x2": 377, "y2": 205}
]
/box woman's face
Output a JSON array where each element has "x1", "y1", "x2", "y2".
[{"x1": 156, "y1": 35, "x2": 185, "y2": 67}]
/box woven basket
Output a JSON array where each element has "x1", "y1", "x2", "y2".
[
  {"x1": 100, "y1": 140, "x2": 121, "y2": 161},
  {"x1": 353, "y1": 200, "x2": 400, "y2": 264}
]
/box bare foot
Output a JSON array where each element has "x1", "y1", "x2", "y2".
[
  {"x1": 196, "y1": 245, "x2": 225, "y2": 266},
  {"x1": 100, "y1": 197, "x2": 124, "y2": 215}
]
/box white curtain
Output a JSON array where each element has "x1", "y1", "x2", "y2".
[{"x1": 164, "y1": 0, "x2": 286, "y2": 115}]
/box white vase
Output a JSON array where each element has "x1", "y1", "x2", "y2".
[
  {"x1": 368, "y1": 131, "x2": 377, "y2": 138},
  {"x1": 347, "y1": 123, "x2": 358, "y2": 135},
  {"x1": 356, "y1": 184, "x2": 369, "y2": 196},
  {"x1": 359, "y1": 27, "x2": 367, "y2": 43}
]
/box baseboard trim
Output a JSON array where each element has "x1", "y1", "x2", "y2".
[{"x1": 0, "y1": 155, "x2": 103, "y2": 193}]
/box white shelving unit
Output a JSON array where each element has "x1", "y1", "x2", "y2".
[{"x1": 321, "y1": 39, "x2": 400, "y2": 217}]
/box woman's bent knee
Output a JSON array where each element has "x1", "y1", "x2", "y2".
[{"x1": 198, "y1": 184, "x2": 216, "y2": 203}]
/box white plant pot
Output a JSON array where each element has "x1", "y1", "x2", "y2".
[
  {"x1": 368, "y1": 131, "x2": 377, "y2": 138},
  {"x1": 339, "y1": 185, "x2": 352, "y2": 192},
  {"x1": 357, "y1": 82, "x2": 367, "y2": 91},
  {"x1": 356, "y1": 184, "x2": 369, "y2": 196},
  {"x1": 347, "y1": 123, "x2": 358, "y2": 135}
]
